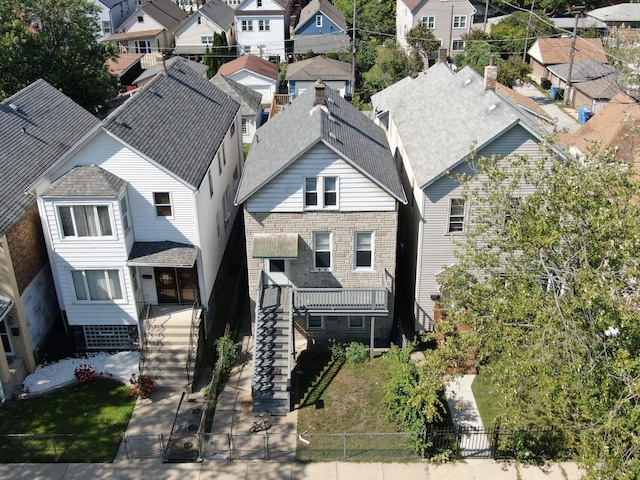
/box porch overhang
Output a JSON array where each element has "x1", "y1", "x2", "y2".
[
  {"x1": 252, "y1": 233, "x2": 298, "y2": 259},
  {"x1": 127, "y1": 241, "x2": 198, "y2": 268}
]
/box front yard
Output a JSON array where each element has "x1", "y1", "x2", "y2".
[{"x1": 0, "y1": 380, "x2": 135, "y2": 463}]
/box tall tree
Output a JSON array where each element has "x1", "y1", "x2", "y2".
[
  {"x1": 0, "y1": 0, "x2": 118, "y2": 114},
  {"x1": 333, "y1": 0, "x2": 396, "y2": 39},
  {"x1": 437, "y1": 148, "x2": 640, "y2": 478}
]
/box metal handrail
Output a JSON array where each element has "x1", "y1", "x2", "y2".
[
  {"x1": 186, "y1": 300, "x2": 201, "y2": 388},
  {"x1": 251, "y1": 271, "x2": 265, "y2": 396},
  {"x1": 139, "y1": 302, "x2": 152, "y2": 376}
]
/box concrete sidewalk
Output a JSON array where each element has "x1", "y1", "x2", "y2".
[
  {"x1": 514, "y1": 83, "x2": 581, "y2": 134},
  {"x1": 0, "y1": 460, "x2": 585, "y2": 479}
]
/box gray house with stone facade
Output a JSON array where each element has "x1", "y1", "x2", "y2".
[{"x1": 235, "y1": 81, "x2": 406, "y2": 413}]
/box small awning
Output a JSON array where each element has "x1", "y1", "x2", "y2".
[
  {"x1": 253, "y1": 233, "x2": 298, "y2": 259},
  {"x1": 128, "y1": 241, "x2": 198, "y2": 267}
]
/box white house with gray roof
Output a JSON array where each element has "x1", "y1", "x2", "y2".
[
  {"x1": 374, "y1": 61, "x2": 558, "y2": 332},
  {"x1": 0, "y1": 80, "x2": 100, "y2": 401},
  {"x1": 285, "y1": 56, "x2": 352, "y2": 99},
  {"x1": 30, "y1": 59, "x2": 243, "y2": 390},
  {"x1": 235, "y1": 82, "x2": 406, "y2": 413},
  {"x1": 173, "y1": 0, "x2": 236, "y2": 56},
  {"x1": 210, "y1": 74, "x2": 263, "y2": 143},
  {"x1": 235, "y1": 0, "x2": 289, "y2": 62}
]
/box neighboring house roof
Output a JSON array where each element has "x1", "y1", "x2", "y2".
[
  {"x1": 107, "y1": 53, "x2": 144, "y2": 76},
  {"x1": 42, "y1": 165, "x2": 125, "y2": 197},
  {"x1": 559, "y1": 93, "x2": 640, "y2": 163},
  {"x1": 236, "y1": 83, "x2": 406, "y2": 204},
  {"x1": 551, "y1": 17, "x2": 607, "y2": 30},
  {"x1": 0, "y1": 80, "x2": 100, "y2": 237},
  {"x1": 546, "y1": 59, "x2": 617, "y2": 83},
  {"x1": 200, "y1": 0, "x2": 235, "y2": 28},
  {"x1": 210, "y1": 74, "x2": 263, "y2": 117},
  {"x1": 237, "y1": 0, "x2": 287, "y2": 11},
  {"x1": 293, "y1": 34, "x2": 350, "y2": 54},
  {"x1": 371, "y1": 76, "x2": 413, "y2": 116},
  {"x1": 573, "y1": 75, "x2": 622, "y2": 101},
  {"x1": 128, "y1": 241, "x2": 198, "y2": 267},
  {"x1": 400, "y1": 0, "x2": 475, "y2": 14},
  {"x1": 588, "y1": 3, "x2": 640, "y2": 22},
  {"x1": 384, "y1": 62, "x2": 549, "y2": 189},
  {"x1": 98, "y1": 0, "x2": 126, "y2": 8},
  {"x1": 294, "y1": 0, "x2": 347, "y2": 33},
  {"x1": 102, "y1": 58, "x2": 240, "y2": 189},
  {"x1": 527, "y1": 37, "x2": 608, "y2": 65},
  {"x1": 495, "y1": 83, "x2": 553, "y2": 122},
  {"x1": 105, "y1": 28, "x2": 164, "y2": 42},
  {"x1": 134, "y1": 56, "x2": 208, "y2": 84},
  {"x1": 136, "y1": 0, "x2": 188, "y2": 30},
  {"x1": 286, "y1": 56, "x2": 351, "y2": 81},
  {"x1": 217, "y1": 54, "x2": 279, "y2": 81}
]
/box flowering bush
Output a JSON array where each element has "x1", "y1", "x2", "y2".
[
  {"x1": 74, "y1": 363, "x2": 97, "y2": 383},
  {"x1": 129, "y1": 374, "x2": 154, "y2": 399}
]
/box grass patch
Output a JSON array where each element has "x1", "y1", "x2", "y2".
[
  {"x1": 471, "y1": 373, "x2": 502, "y2": 429},
  {"x1": 0, "y1": 380, "x2": 135, "y2": 462}
]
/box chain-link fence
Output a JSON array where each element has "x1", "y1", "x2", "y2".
[{"x1": 0, "y1": 434, "x2": 124, "y2": 463}]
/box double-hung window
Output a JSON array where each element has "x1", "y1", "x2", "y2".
[
  {"x1": 313, "y1": 232, "x2": 331, "y2": 270},
  {"x1": 307, "y1": 315, "x2": 323, "y2": 330},
  {"x1": 154, "y1": 192, "x2": 172, "y2": 217},
  {"x1": 447, "y1": 198, "x2": 465, "y2": 233},
  {"x1": 452, "y1": 39, "x2": 464, "y2": 51},
  {"x1": 258, "y1": 20, "x2": 270, "y2": 31},
  {"x1": 304, "y1": 176, "x2": 338, "y2": 209},
  {"x1": 241, "y1": 119, "x2": 248, "y2": 134},
  {"x1": 242, "y1": 20, "x2": 253, "y2": 31},
  {"x1": 134, "y1": 40, "x2": 151, "y2": 53},
  {"x1": 201, "y1": 35, "x2": 213, "y2": 44},
  {"x1": 71, "y1": 269, "x2": 123, "y2": 302},
  {"x1": 348, "y1": 315, "x2": 365, "y2": 330},
  {"x1": 58, "y1": 205, "x2": 113, "y2": 238},
  {"x1": 355, "y1": 232, "x2": 373, "y2": 269},
  {"x1": 453, "y1": 15, "x2": 467, "y2": 28},
  {"x1": 120, "y1": 196, "x2": 131, "y2": 234},
  {"x1": 0, "y1": 318, "x2": 14, "y2": 355},
  {"x1": 316, "y1": 15, "x2": 323, "y2": 27},
  {"x1": 421, "y1": 16, "x2": 435, "y2": 28}
]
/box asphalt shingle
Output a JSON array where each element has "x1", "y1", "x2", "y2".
[
  {"x1": 236, "y1": 83, "x2": 406, "y2": 204},
  {"x1": 0, "y1": 80, "x2": 100, "y2": 237},
  {"x1": 210, "y1": 74, "x2": 263, "y2": 117},
  {"x1": 103, "y1": 58, "x2": 240, "y2": 189},
  {"x1": 42, "y1": 165, "x2": 126, "y2": 197}
]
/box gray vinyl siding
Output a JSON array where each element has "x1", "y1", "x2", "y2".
[
  {"x1": 415, "y1": 125, "x2": 543, "y2": 330},
  {"x1": 411, "y1": 0, "x2": 475, "y2": 52},
  {"x1": 245, "y1": 143, "x2": 397, "y2": 213}
]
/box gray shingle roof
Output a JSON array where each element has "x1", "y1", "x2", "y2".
[
  {"x1": 138, "y1": 0, "x2": 188, "y2": 30},
  {"x1": 293, "y1": 34, "x2": 351, "y2": 54},
  {"x1": 371, "y1": 76, "x2": 413, "y2": 115},
  {"x1": 546, "y1": 60, "x2": 616, "y2": 83},
  {"x1": 134, "y1": 56, "x2": 208, "y2": 85},
  {"x1": 286, "y1": 56, "x2": 352, "y2": 81},
  {"x1": 103, "y1": 58, "x2": 240, "y2": 189},
  {"x1": 236, "y1": 84, "x2": 406, "y2": 204},
  {"x1": 128, "y1": 241, "x2": 198, "y2": 267},
  {"x1": 210, "y1": 74, "x2": 263, "y2": 117},
  {"x1": 43, "y1": 165, "x2": 126, "y2": 197},
  {"x1": 0, "y1": 80, "x2": 100, "y2": 237},
  {"x1": 385, "y1": 62, "x2": 548, "y2": 188},
  {"x1": 588, "y1": 3, "x2": 640, "y2": 22},
  {"x1": 294, "y1": 0, "x2": 347, "y2": 33},
  {"x1": 199, "y1": 0, "x2": 235, "y2": 29}
]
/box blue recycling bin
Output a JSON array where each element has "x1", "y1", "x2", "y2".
[
  {"x1": 578, "y1": 108, "x2": 594, "y2": 123},
  {"x1": 550, "y1": 85, "x2": 559, "y2": 99}
]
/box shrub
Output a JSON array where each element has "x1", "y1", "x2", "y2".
[
  {"x1": 74, "y1": 363, "x2": 97, "y2": 383},
  {"x1": 129, "y1": 374, "x2": 154, "y2": 399},
  {"x1": 329, "y1": 338, "x2": 345, "y2": 361},
  {"x1": 345, "y1": 342, "x2": 368, "y2": 364}
]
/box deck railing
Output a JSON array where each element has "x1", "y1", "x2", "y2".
[
  {"x1": 269, "y1": 94, "x2": 292, "y2": 118},
  {"x1": 292, "y1": 288, "x2": 388, "y2": 314}
]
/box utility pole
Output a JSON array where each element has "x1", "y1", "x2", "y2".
[
  {"x1": 350, "y1": 0, "x2": 356, "y2": 102},
  {"x1": 565, "y1": 6, "x2": 585, "y2": 105},
  {"x1": 522, "y1": 0, "x2": 535, "y2": 63},
  {"x1": 482, "y1": 0, "x2": 489, "y2": 33}
]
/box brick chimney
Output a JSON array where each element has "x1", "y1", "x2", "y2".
[
  {"x1": 314, "y1": 79, "x2": 325, "y2": 105},
  {"x1": 484, "y1": 55, "x2": 498, "y2": 91}
]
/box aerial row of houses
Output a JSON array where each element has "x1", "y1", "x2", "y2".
[{"x1": 1, "y1": 42, "x2": 637, "y2": 411}]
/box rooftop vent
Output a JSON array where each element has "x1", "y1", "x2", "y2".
[
  {"x1": 329, "y1": 132, "x2": 337, "y2": 139},
  {"x1": 8, "y1": 103, "x2": 18, "y2": 111},
  {"x1": 488, "y1": 104, "x2": 497, "y2": 113},
  {"x1": 464, "y1": 78, "x2": 472, "y2": 86}
]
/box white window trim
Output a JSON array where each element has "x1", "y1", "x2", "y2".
[
  {"x1": 120, "y1": 196, "x2": 131, "y2": 234},
  {"x1": 316, "y1": 15, "x2": 323, "y2": 27},
  {"x1": 348, "y1": 315, "x2": 366, "y2": 331},
  {"x1": 70, "y1": 269, "x2": 127, "y2": 304},
  {"x1": 354, "y1": 231, "x2": 374, "y2": 271},
  {"x1": 0, "y1": 317, "x2": 15, "y2": 356},
  {"x1": 303, "y1": 176, "x2": 339, "y2": 210},
  {"x1": 447, "y1": 198, "x2": 466, "y2": 234},
  {"x1": 452, "y1": 39, "x2": 464, "y2": 50},
  {"x1": 201, "y1": 35, "x2": 214, "y2": 44},
  {"x1": 453, "y1": 15, "x2": 467, "y2": 28},
  {"x1": 312, "y1": 231, "x2": 332, "y2": 272},
  {"x1": 421, "y1": 16, "x2": 435, "y2": 28},
  {"x1": 307, "y1": 314, "x2": 324, "y2": 331},
  {"x1": 56, "y1": 204, "x2": 116, "y2": 240},
  {"x1": 153, "y1": 192, "x2": 173, "y2": 219}
]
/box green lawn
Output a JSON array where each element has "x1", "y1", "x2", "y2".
[
  {"x1": 471, "y1": 373, "x2": 503, "y2": 429},
  {"x1": 0, "y1": 380, "x2": 135, "y2": 463}
]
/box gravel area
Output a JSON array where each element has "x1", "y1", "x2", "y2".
[{"x1": 21, "y1": 351, "x2": 140, "y2": 395}]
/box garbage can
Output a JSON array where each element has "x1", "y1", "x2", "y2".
[
  {"x1": 578, "y1": 107, "x2": 594, "y2": 124},
  {"x1": 550, "y1": 85, "x2": 558, "y2": 99},
  {"x1": 541, "y1": 78, "x2": 552, "y2": 89}
]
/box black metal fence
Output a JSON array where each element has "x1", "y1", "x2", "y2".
[{"x1": 0, "y1": 427, "x2": 572, "y2": 463}]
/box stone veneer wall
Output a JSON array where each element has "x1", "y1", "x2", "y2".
[{"x1": 244, "y1": 210, "x2": 399, "y2": 343}]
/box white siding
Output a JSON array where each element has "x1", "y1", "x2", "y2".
[
  {"x1": 246, "y1": 142, "x2": 397, "y2": 212},
  {"x1": 119, "y1": 10, "x2": 164, "y2": 33},
  {"x1": 195, "y1": 112, "x2": 243, "y2": 303},
  {"x1": 227, "y1": 70, "x2": 277, "y2": 104},
  {"x1": 175, "y1": 13, "x2": 226, "y2": 46},
  {"x1": 293, "y1": 80, "x2": 349, "y2": 98},
  {"x1": 236, "y1": 16, "x2": 286, "y2": 60},
  {"x1": 413, "y1": 125, "x2": 544, "y2": 330}
]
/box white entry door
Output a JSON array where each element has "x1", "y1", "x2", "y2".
[{"x1": 264, "y1": 259, "x2": 289, "y2": 285}]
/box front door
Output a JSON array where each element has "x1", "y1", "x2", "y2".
[
  {"x1": 264, "y1": 259, "x2": 289, "y2": 286},
  {"x1": 155, "y1": 268, "x2": 178, "y2": 303}
]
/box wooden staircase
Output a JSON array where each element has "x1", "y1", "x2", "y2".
[
  {"x1": 141, "y1": 305, "x2": 202, "y2": 391},
  {"x1": 252, "y1": 286, "x2": 292, "y2": 414}
]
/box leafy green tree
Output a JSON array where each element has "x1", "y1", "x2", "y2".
[
  {"x1": 491, "y1": 11, "x2": 556, "y2": 59},
  {"x1": 333, "y1": 0, "x2": 395, "y2": 39},
  {"x1": 494, "y1": 0, "x2": 614, "y2": 15},
  {"x1": 437, "y1": 149, "x2": 640, "y2": 477},
  {"x1": 0, "y1": 0, "x2": 118, "y2": 114},
  {"x1": 455, "y1": 44, "x2": 530, "y2": 88},
  {"x1": 496, "y1": 55, "x2": 531, "y2": 87},
  {"x1": 453, "y1": 41, "x2": 492, "y2": 73},
  {"x1": 405, "y1": 24, "x2": 441, "y2": 64}
]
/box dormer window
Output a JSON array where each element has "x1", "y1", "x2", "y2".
[
  {"x1": 257, "y1": 0, "x2": 262, "y2": 6},
  {"x1": 137, "y1": 15, "x2": 144, "y2": 23},
  {"x1": 304, "y1": 176, "x2": 338, "y2": 209},
  {"x1": 316, "y1": 15, "x2": 322, "y2": 27}
]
